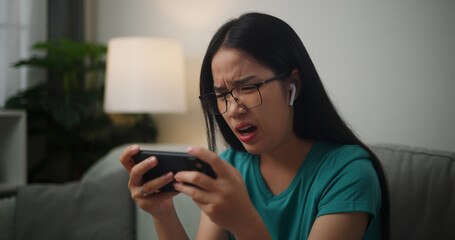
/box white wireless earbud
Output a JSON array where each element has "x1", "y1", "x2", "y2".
[{"x1": 289, "y1": 83, "x2": 296, "y2": 106}]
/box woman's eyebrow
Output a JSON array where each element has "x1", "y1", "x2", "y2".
[{"x1": 213, "y1": 75, "x2": 256, "y2": 91}]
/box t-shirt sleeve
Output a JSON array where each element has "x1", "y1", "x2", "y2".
[{"x1": 316, "y1": 147, "x2": 382, "y2": 220}]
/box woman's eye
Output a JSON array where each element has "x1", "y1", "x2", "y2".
[
  {"x1": 240, "y1": 86, "x2": 256, "y2": 91},
  {"x1": 216, "y1": 93, "x2": 226, "y2": 98}
]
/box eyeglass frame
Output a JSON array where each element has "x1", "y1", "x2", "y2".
[{"x1": 199, "y1": 72, "x2": 291, "y2": 115}]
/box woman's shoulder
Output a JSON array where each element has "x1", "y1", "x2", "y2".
[
  {"x1": 316, "y1": 141, "x2": 372, "y2": 170},
  {"x1": 319, "y1": 141, "x2": 370, "y2": 159},
  {"x1": 314, "y1": 142, "x2": 380, "y2": 196}
]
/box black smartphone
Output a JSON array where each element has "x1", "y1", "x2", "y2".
[{"x1": 131, "y1": 150, "x2": 217, "y2": 192}]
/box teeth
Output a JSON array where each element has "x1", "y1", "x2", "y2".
[{"x1": 239, "y1": 126, "x2": 251, "y2": 131}]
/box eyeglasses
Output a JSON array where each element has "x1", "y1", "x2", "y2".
[{"x1": 199, "y1": 72, "x2": 290, "y2": 115}]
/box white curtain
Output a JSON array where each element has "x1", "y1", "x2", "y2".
[{"x1": 0, "y1": 0, "x2": 47, "y2": 106}]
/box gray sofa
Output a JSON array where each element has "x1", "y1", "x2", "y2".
[{"x1": 1, "y1": 143, "x2": 454, "y2": 240}]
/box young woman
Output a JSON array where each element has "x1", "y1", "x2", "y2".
[{"x1": 120, "y1": 12, "x2": 389, "y2": 240}]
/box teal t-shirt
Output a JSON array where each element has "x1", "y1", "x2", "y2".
[{"x1": 219, "y1": 141, "x2": 382, "y2": 240}]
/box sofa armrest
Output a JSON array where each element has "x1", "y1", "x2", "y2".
[{"x1": 371, "y1": 143, "x2": 455, "y2": 240}]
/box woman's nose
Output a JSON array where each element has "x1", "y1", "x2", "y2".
[{"x1": 226, "y1": 95, "x2": 246, "y2": 117}]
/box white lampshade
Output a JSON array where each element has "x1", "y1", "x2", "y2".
[{"x1": 104, "y1": 37, "x2": 186, "y2": 113}]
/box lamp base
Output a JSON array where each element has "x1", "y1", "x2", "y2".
[{"x1": 107, "y1": 113, "x2": 157, "y2": 143}]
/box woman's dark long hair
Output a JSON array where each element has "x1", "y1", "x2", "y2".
[{"x1": 199, "y1": 12, "x2": 389, "y2": 239}]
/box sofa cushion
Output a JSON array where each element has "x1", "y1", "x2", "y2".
[
  {"x1": 14, "y1": 168, "x2": 135, "y2": 240},
  {"x1": 371, "y1": 144, "x2": 455, "y2": 240},
  {"x1": 0, "y1": 196, "x2": 16, "y2": 240}
]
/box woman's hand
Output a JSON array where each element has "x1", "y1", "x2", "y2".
[
  {"x1": 120, "y1": 145, "x2": 179, "y2": 218},
  {"x1": 173, "y1": 146, "x2": 270, "y2": 239}
]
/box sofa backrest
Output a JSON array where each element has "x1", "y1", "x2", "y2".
[{"x1": 371, "y1": 144, "x2": 455, "y2": 240}]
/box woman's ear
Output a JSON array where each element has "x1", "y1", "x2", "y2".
[{"x1": 289, "y1": 68, "x2": 302, "y2": 101}]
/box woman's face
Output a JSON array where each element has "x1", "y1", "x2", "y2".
[{"x1": 211, "y1": 48, "x2": 296, "y2": 154}]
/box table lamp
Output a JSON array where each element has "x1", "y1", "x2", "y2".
[{"x1": 103, "y1": 37, "x2": 186, "y2": 141}]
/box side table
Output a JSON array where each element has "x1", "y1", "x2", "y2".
[{"x1": 0, "y1": 110, "x2": 27, "y2": 187}]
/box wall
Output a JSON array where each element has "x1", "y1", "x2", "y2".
[
  {"x1": 95, "y1": 0, "x2": 455, "y2": 151},
  {"x1": 0, "y1": 0, "x2": 47, "y2": 106}
]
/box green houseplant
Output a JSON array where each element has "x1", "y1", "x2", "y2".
[{"x1": 4, "y1": 38, "x2": 157, "y2": 182}]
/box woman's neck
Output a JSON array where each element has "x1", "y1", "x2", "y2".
[{"x1": 260, "y1": 136, "x2": 314, "y2": 169}]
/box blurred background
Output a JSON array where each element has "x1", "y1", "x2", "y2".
[{"x1": 1, "y1": 0, "x2": 454, "y2": 183}]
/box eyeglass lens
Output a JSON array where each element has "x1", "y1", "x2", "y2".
[{"x1": 201, "y1": 85, "x2": 262, "y2": 115}]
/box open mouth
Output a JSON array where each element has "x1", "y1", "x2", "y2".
[
  {"x1": 237, "y1": 125, "x2": 257, "y2": 136},
  {"x1": 235, "y1": 123, "x2": 258, "y2": 142}
]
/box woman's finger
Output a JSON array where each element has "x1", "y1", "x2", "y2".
[
  {"x1": 129, "y1": 156, "x2": 158, "y2": 186},
  {"x1": 140, "y1": 171, "x2": 174, "y2": 195},
  {"x1": 174, "y1": 171, "x2": 216, "y2": 192},
  {"x1": 120, "y1": 145, "x2": 140, "y2": 172},
  {"x1": 173, "y1": 181, "x2": 212, "y2": 204}
]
